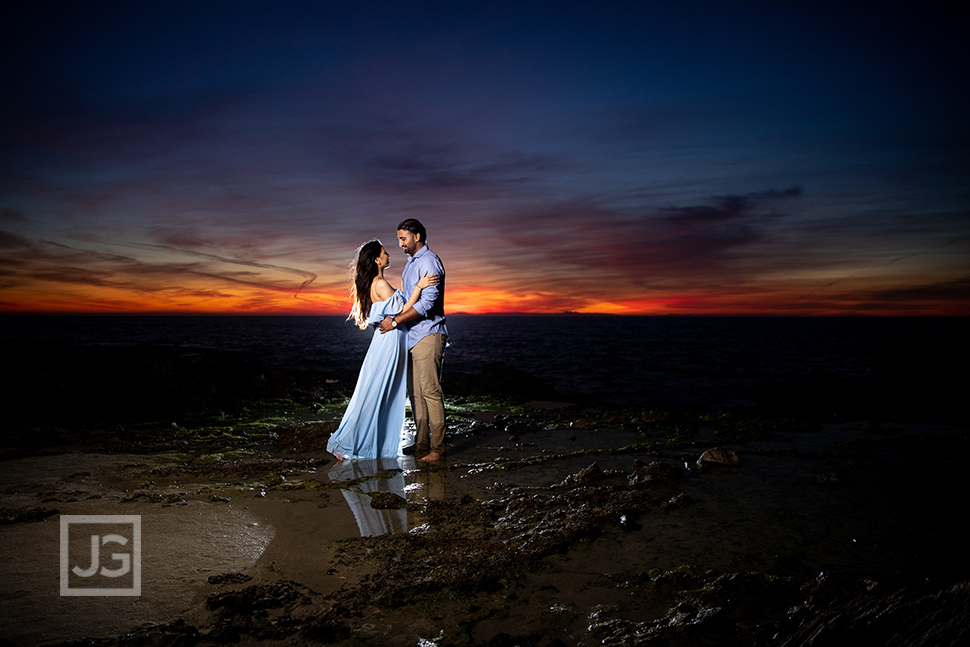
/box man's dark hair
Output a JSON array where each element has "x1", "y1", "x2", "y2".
[{"x1": 397, "y1": 218, "x2": 427, "y2": 243}]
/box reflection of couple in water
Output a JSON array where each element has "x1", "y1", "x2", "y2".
[
  {"x1": 327, "y1": 457, "x2": 447, "y2": 537},
  {"x1": 327, "y1": 218, "x2": 448, "y2": 464}
]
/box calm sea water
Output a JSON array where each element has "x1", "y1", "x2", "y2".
[{"x1": 1, "y1": 315, "x2": 965, "y2": 408}]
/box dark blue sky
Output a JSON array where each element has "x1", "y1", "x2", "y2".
[{"x1": 2, "y1": 1, "x2": 968, "y2": 314}]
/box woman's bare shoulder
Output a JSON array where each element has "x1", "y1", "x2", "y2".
[{"x1": 371, "y1": 277, "x2": 396, "y2": 301}]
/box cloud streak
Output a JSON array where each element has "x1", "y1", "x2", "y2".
[
  {"x1": 124, "y1": 242, "x2": 318, "y2": 297},
  {"x1": 0, "y1": 230, "x2": 333, "y2": 313}
]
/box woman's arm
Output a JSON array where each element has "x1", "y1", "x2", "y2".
[{"x1": 401, "y1": 271, "x2": 438, "y2": 311}]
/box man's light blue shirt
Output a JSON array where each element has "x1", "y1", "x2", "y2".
[{"x1": 401, "y1": 244, "x2": 448, "y2": 350}]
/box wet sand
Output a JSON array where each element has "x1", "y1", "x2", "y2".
[
  {"x1": 1, "y1": 402, "x2": 967, "y2": 646},
  {"x1": 1, "y1": 340, "x2": 968, "y2": 645}
]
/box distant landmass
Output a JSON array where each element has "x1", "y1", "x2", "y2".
[{"x1": 449, "y1": 311, "x2": 618, "y2": 316}]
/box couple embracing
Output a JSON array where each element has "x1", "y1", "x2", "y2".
[{"x1": 327, "y1": 219, "x2": 448, "y2": 463}]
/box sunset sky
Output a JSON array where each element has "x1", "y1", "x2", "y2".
[{"x1": 2, "y1": 1, "x2": 968, "y2": 315}]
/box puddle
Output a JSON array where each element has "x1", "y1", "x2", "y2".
[{"x1": 327, "y1": 458, "x2": 414, "y2": 536}]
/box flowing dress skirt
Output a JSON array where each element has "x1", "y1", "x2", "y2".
[{"x1": 327, "y1": 292, "x2": 408, "y2": 459}]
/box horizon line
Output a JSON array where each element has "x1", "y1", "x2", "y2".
[{"x1": 2, "y1": 310, "x2": 966, "y2": 318}]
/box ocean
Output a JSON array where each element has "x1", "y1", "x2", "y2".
[{"x1": 2, "y1": 314, "x2": 965, "y2": 410}]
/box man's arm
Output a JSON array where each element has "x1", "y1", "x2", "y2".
[{"x1": 377, "y1": 305, "x2": 420, "y2": 333}]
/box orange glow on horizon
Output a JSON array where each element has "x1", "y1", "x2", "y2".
[{"x1": 1, "y1": 280, "x2": 967, "y2": 316}]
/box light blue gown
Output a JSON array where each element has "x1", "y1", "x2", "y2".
[{"x1": 327, "y1": 290, "x2": 408, "y2": 459}]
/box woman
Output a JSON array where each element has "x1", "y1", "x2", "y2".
[{"x1": 327, "y1": 239, "x2": 437, "y2": 460}]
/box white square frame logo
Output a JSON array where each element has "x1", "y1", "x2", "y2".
[{"x1": 60, "y1": 515, "x2": 141, "y2": 597}]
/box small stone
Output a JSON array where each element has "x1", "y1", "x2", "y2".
[
  {"x1": 369, "y1": 492, "x2": 407, "y2": 509},
  {"x1": 697, "y1": 447, "x2": 740, "y2": 468},
  {"x1": 619, "y1": 514, "x2": 642, "y2": 530},
  {"x1": 629, "y1": 460, "x2": 683, "y2": 487}
]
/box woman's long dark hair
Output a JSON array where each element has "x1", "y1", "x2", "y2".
[{"x1": 348, "y1": 239, "x2": 384, "y2": 329}]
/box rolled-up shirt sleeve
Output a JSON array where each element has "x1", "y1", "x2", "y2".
[{"x1": 412, "y1": 254, "x2": 444, "y2": 317}]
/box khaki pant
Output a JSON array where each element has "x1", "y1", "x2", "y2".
[{"x1": 408, "y1": 333, "x2": 447, "y2": 455}]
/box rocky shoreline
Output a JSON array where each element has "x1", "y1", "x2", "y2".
[{"x1": 1, "y1": 344, "x2": 968, "y2": 646}]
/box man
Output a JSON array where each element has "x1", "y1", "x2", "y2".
[{"x1": 378, "y1": 219, "x2": 448, "y2": 462}]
